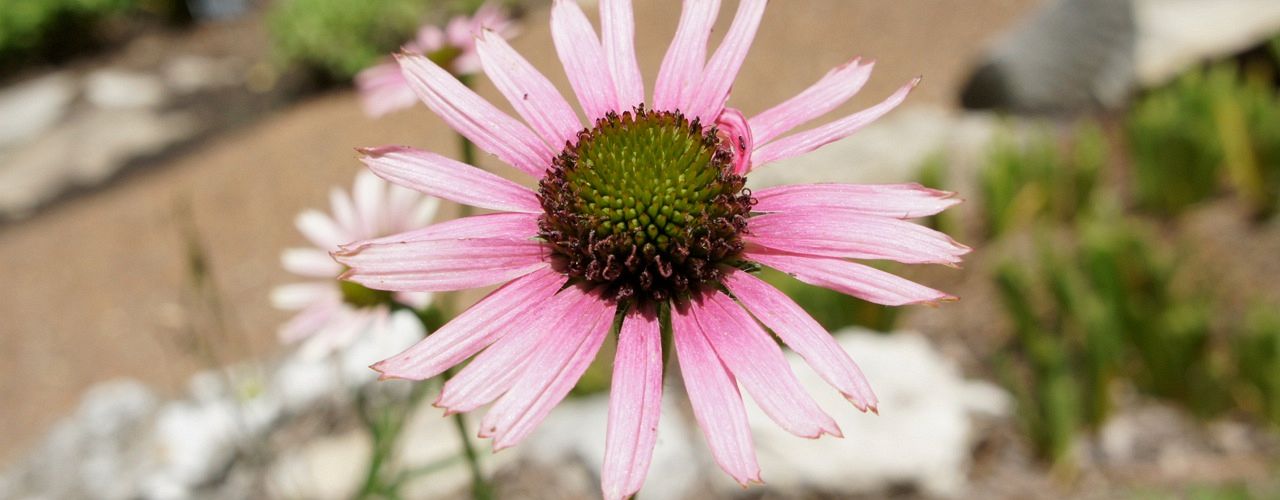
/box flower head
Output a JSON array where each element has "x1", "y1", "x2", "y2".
[
  {"x1": 338, "y1": 0, "x2": 968, "y2": 497},
  {"x1": 356, "y1": 3, "x2": 518, "y2": 118},
  {"x1": 272, "y1": 171, "x2": 439, "y2": 360}
]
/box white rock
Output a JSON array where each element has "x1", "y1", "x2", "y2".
[
  {"x1": 726, "y1": 329, "x2": 1009, "y2": 498},
  {"x1": 163, "y1": 55, "x2": 241, "y2": 94},
  {"x1": 0, "y1": 73, "x2": 75, "y2": 148},
  {"x1": 151, "y1": 400, "x2": 240, "y2": 488},
  {"x1": 85, "y1": 70, "x2": 168, "y2": 109},
  {"x1": 0, "y1": 108, "x2": 195, "y2": 218},
  {"x1": 522, "y1": 396, "x2": 705, "y2": 500},
  {"x1": 267, "y1": 430, "x2": 371, "y2": 500},
  {"x1": 272, "y1": 352, "x2": 342, "y2": 414},
  {"x1": 1135, "y1": 0, "x2": 1280, "y2": 86}
]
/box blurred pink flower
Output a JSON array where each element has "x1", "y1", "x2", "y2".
[
  {"x1": 338, "y1": 0, "x2": 967, "y2": 497},
  {"x1": 355, "y1": 3, "x2": 518, "y2": 118},
  {"x1": 272, "y1": 171, "x2": 439, "y2": 359}
]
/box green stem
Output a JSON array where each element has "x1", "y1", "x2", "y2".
[{"x1": 445, "y1": 367, "x2": 491, "y2": 500}]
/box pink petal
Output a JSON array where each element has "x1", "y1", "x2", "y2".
[
  {"x1": 716, "y1": 108, "x2": 754, "y2": 175},
  {"x1": 358, "y1": 145, "x2": 541, "y2": 213},
  {"x1": 748, "y1": 58, "x2": 874, "y2": 146},
  {"x1": 746, "y1": 248, "x2": 955, "y2": 306},
  {"x1": 685, "y1": 0, "x2": 767, "y2": 123},
  {"x1": 722, "y1": 269, "x2": 878, "y2": 411},
  {"x1": 334, "y1": 238, "x2": 548, "y2": 292},
  {"x1": 697, "y1": 292, "x2": 841, "y2": 439},
  {"x1": 396, "y1": 53, "x2": 554, "y2": 177},
  {"x1": 372, "y1": 267, "x2": 567, "y2": 381},
  {"x1": 295, "y1": 209, "x2": 347, "y2": 250},
  {"x1": 435, "y1": 282, "x2": 592, "y2": 413},
  {"x1": 278, "y1": 297, "x2": 341, "y2": 344},
  {"x1": 479, "y1": 290, "x2": 615, "y2": 449},
  {"x1": 475, "y1": 31, "x2": 582, "y2": 149},
  {"x1": 653, "y1": 0, "x2": 721, "y2": 112},
  {"x1": 355, "y1": 61, "x2": 418, "y2": 118},
  {"x1": 346, "y1": 212, "x2": 539, "y2": 251},
  {"x1": 752, "y1": 77, "x2": 919, "y2": 167},
  {"x1": 754, "y1": 183, "x2": 960, "y2": 219},
  {"x1": 672, "y1": 299, "x2": 761, "y2": 485},
  {"x1": 601, "y1": 305, "x2": 663, "y2": 500},
  {"x1": 599, "y1": 0, "x2": 645, "y2": 110},
  {"x1": 747, "y1": 209, "x2": 969, "y2": 265},
  {"x1": 550, "y1": 0, "x2": 619, "y2": 122}
]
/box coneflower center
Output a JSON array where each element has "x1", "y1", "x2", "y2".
[{"x1": 538, "y1": 106, "x2": 754, "y2": 303}]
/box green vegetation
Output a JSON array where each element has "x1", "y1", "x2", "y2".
[
  {"x1": 978, "y1": 122, "x2": 1104, "y2": 239},
  {"x1": 1127, "y1": 62, "x2": 1280, "y2": 218},
  {"x1": 0, "y1": 0, "x2": 134, "y2": 70},
  {"x1": 267, "y1": 0, "x2": 497, "y2": 80}
]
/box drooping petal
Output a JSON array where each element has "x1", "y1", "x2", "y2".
[
  {"x1": 748, "y1": 58, "x2": 874, "y2": 146},
  {"x1": 478, "y1": 289, "x2": 614, "y2": 449},
  {"x1": 653, "y1": 0, "x2": 721, "y2": 112},
  {"x1": 752, "y1": 77, "x2": 919, "y2": 167},
  {"x1": 346, "y1": 212, "x2": 539, "y2": 251},
  {"x1": 746, "y1": 248, "x2": 955, "y2": 306},
  {"x1": 475, "y1": 30, "x2": 582, "y2": 149},
  {"x1": 550, "y1": 0, "x2": 619, "y2": 122},
  {"x1": 697, "y1": 292, "x2": 841, "y2": 439},
  {"x1": 295, "y1": 209, "x2": 348, "y2": 250},
  {"x1": 358, "y1": 145, "x2": 542, "y2": 213},
  {"x1": 599, "y1": 0, "x2": 645, "y2": 110},
  {"x1": 716, "y1": 108, "x2": 754, "y2": 175},
  {"x1": 281, "y1": 248, "x2": 343, "y2": 278},
  {"x1": 397, "y1": 53, "x2": 554, "y2": 177},
  {"x1": 435, "y1": 282, "x2": 590, "y2": 413},
  {"x1": 334, "y1": 237, "x2": 548, "y2": 292},
  {"x1": 685, "y1": 0, "x2": 767, "y2": 123},
  {"x1": 355, "y1": 61, "x2": 418, "y2": 118},
  {"x1": 278, "y1": 297, "x2": 342, "y2": 344},
  {"x1": 601, "y1": 305, "x2": 663, "y2": 500},
  {"x1": 754, "y1": 183, "x2": 960, "y2": 219},
  {"x1": 722, "y1": 269, "x2": 878, "y2": 411},
  {"x1": 372, "y1": 267, "x2": 566, "y2": 381},
  {"x1": 672, "y1": 299, "x2": 761, "y2": 485},
  {"x1": 746, "y1": 209, "x2": 969, "y2": 265}
]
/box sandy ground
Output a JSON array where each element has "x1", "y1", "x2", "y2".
[{"x1": 0, "y1": 0, "x2": 1038, "y2": 464}]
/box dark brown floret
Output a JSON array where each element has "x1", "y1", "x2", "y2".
[{"x1": 537, "y1": 106, "x2": 754, "y2": 303}]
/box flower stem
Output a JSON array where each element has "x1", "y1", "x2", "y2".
[{"x1": 450, "y1": 407, "x2": 492, "y2": 500}]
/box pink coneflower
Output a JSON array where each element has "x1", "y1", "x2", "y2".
[
  {"x1": 272, "y1": 171, "x2": 439, "y2": 359},
  {"x1": 356, "y1": 3, "x2": 518, "y2": 118},
  {"x1": 337, "y1": 0, "x2": 967, "y2": 497}
]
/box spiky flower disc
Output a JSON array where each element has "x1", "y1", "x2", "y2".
[{"x1": 538, "y1": 107, "x2": 753, "y2": 303}]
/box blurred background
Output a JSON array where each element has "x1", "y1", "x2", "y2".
[{"x1": 2, "y1": 0, "x2": 1280, "y2": 498}]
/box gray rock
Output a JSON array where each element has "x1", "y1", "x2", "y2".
[
  {"x1": 0, "y1": 73, "x2": 76, "y2": 148},
  {"x1": 961, "y1": 0, "x2": 1137, "y2": 113},
  {"x1": 85, "y1": 70, "x2": 168, "y2": 109}
]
